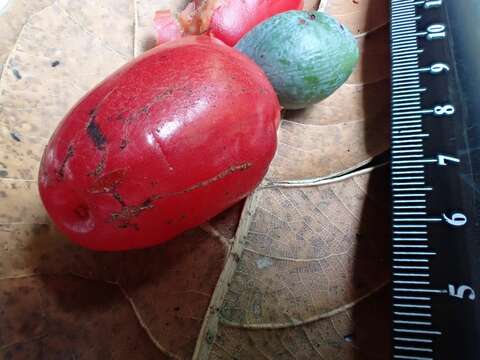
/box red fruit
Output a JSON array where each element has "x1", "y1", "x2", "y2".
[
  {"x1": 153, "y1": 10, "x2": 184, "y2": 44},
  {"x1": 39, "y1": 36, "x2": 280, "y2": 251},
  {"x1": 208, "y1": 0, "x2": 304, "y2": 46},
  {"x1": 154, "y1": 0, "x2": 304, "y2": 46}
]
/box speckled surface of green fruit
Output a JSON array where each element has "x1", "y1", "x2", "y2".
[{"x1": 235, "y1": 10, "x2": 359, "y2": 109}]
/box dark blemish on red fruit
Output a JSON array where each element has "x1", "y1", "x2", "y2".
[
  {"x1": 170, "y1": 163, "x2": 252, "y2": 196},
  {"x1": 298, "y1": 18, "x2": 306, "y2": 25},
  {"x1": 109, "y1": 194, "x2": 156, "y2": 229},
  {"x1": 74, "y1": 205, "x2": 90, "y2": 220},
  {"x1": 141, "y1": 197, "x2": 154, "y2": 208},
  {"x1": 89, "y1": 155, "x2": 106, "y2": 177},
  {"x1": 10, "y1": 132, "x2": 21, "y2": 142},
  {"x1": 174, "y1": 307, "x2": 180, "y2": 311},
  {"x1": 12, "y1": 69, "x2": 21, "y2": 80},
  {"x1": 57, "y1": 145, "x2": 74, "y2": 179},
  {"x1": 117, "y1": 221, "x2": 139, "y2": 230},
  {"x1": 123, "y1": 89, "x2": 173, "y2": 123},
  {"x1": 86, "y1": 111, "x2": 107, "y2": 150},
  {"x1": 89, "y1": 168, "x2": 127, "y2": 194},
  {"x1": 51, "y1": 60, "x2": 60, "y2": 67},
  {"x1": 309, "y1": 13, "x2": 316, "y2": 20},
  {"x1": 112, "y1": 191, "x2": 127, "y2": 207},
  {"x1": 120, "y1": 139, "x2": 128, "y2": 150},
  {"x1": 107, "y1": 163, "x2": 251, "y2": 229}
]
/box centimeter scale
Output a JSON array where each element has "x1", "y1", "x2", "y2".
[{"x1": 390, "y1": 0, "x2": 480, "y2": 359}]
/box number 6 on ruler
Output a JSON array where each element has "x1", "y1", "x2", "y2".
[
  {"x1": 448, "y1": 284, "x2": 476, "y2": 300},
  {"x1": 442, "y1": 212, "x2": 467, "y2": 226}
]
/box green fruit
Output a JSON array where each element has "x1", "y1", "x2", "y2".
[{"x1": 235, "y1": 10, "x2": 359, "y2": 109}]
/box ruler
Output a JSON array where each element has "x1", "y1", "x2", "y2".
[{"x1": 390, "y1": 0, "x2": 480, "y2": 359}]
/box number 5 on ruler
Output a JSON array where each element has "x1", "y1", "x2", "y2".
[{"x1": 448, "y1": 284, "x2": 476, "y2": 300}]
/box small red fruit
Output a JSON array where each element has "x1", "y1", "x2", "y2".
[{"x1": 154, "y1": 0, "x2": 304, "y2": 46}]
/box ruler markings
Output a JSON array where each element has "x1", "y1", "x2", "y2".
[
  {"x1": 393, "y1": 50, "x2": 423, "y2": 60},
  {"x1": 393, "y1": 193, "x2": 426, "y2": 197},
  {"x1": 393, "y1": 244, "x2": 429, "y2": 248},
  {"x1": 394, "y1": 311, "x2": 432, "y2": 317},
  {"x1": 393, "y1": 259, "x2": 429, "y2": 263},
  {"x1": 392, "y1": 170, "x2": 425, "y2": 174},
  {"x1": 392, "y1": 154, "x2": 424, "y2": 159},
  {"x1": 394, "y1": 232, "x2": 427, "y2": 235},
  {"x1": 389, "y1": 2, "x2": 473, "y2": 357},
  {"x1": 394, "y1": 320, "x2": 432, "y2": 326},
  {"x1": 394, "y1": 328, "x2": 440, "y2": 336},
  {"x1": 392, "y1": 100, "x2": 422, "y2": 106},
  {"x1": 392, "y1": 120, "x2": 423, "y2": 126},
  {"x1": 394, "y1": 288, "x2": 446, "y2": 294},
  {"x1": 393, "y1": 272, "x2": 430, "y2": 276},
  {"x1": 394, "y1": 346, "x2": 433, "y2": 353},
  {"x1": 393, "y1": 356, "x2": 433, "y2": 360},
  {"x1": 393, "y1": 75, "x2": 420, "y2": 82},
  {"x1": 392, "y1": 177, "x2": 425, "y2": 180},
  {"x1": 394, "y1": 88, "x2": 427, "y2": 95},
  {"x1": 391, "y1": 150, "x2": 424, "y2": 155},
  {"x1": 394, "y1": 296, "x2": 431, "y2": 301},
  {"x1": 393, "y1": 252, "x2": 436, "y2": 255},
  {"x1": 394, "y1": 336, "x2": 432, "y2": 343},
  {"x1": 393, "y1": 238, "x2": 428, "y2": 241}
]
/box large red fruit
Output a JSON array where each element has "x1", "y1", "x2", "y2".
[{"x1": 39, "y1": 36, "x2": 280, "y2": 251}]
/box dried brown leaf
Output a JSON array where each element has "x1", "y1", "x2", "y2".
[
  {"x1": 194, "y1": 167, "x2": 391, "y2": 358},
  {"x1": 210, "y1": 286, "x2": 391, "y2": 360},
  {"x1": 304, "y1": 0, "x2": 321, "y2": 11},
  {"x1": 0, "y1": 0, "x2": 55, "y2": 74},
  {"x1": 0, "y1": 211, "x2": 227, "y2": 358},
  {"x1": 324, "y1": 0, "x2": 389, "y2": 36},
  {"x1": 0, "y1": 275, "x2": 166, "y2": 360}
]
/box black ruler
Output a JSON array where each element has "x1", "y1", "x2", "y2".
[{"x1": 390, "y1": 0, "x2": 480, "y2": 359}]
